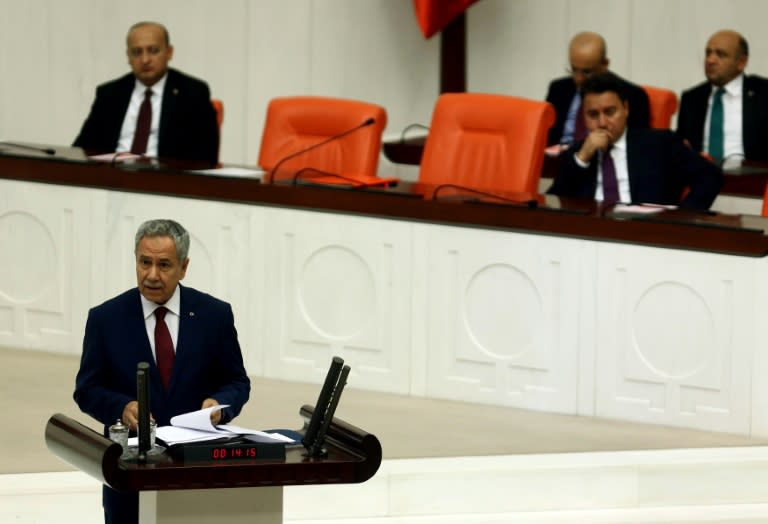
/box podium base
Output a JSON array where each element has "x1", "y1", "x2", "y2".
[{"x1": 139, "y1": 485, "x2": 282, "y2": 524}]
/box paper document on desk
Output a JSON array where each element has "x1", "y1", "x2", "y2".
[
  {"x1": 187, "y1": 166, "x2": 265, "y2": 179},
  {"x1": 88, "y1": 152, "x2": 143, "y2": 162},
  {"x1": 155, "y1": 405, "x2": 297, "y2": 445},
  {"x1": 154, "y1": 405, "x2": 231, "y2": 445},
  {"x1": 218, "y1": 424, "x2": 297, "y2": 443}
]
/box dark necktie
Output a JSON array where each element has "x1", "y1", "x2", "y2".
[
  {"x1": 573, "y1": 99, "x2": 587, "y2": 141},
  {"x1": 707, "y1": 87, "x2": 725, "y2": 161},
  {"x1": 154, "y1": 307, "x2": 175, "y2": 390},
  {"x1": 130, "y1": 89, "x2": 153, "y2": 155},
  {"x1": 601, "y1": 147, "x2": 620, "y2": 203}
]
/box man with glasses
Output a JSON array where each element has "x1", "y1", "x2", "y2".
[
  {"x1": 545, "y1": 32, "x2": 649, "y2": 146},
  {"x1": 73, "y1": 21, "x2": 218, "y2": 165}
]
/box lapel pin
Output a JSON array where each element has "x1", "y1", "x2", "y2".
[
  {"x1": 748, "y1": 90, "x2": 755, "y2": 97},
  {"x1": 173, "y1": 88, "x2": 179, "y2": 95},
  {"x1": 189, "y1": 311, "x2": 195, "y2": 317}
]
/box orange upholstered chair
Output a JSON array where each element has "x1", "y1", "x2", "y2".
[
  {"x1": 419, "y1": 93, "x2": 556, "y2": 194},
  {"x1": 211, "y1": 99, "x2": 224, "y2": 162},
  {"x1": 762, "y1": 183, "x2": 768, "y2": 216},
  {"x1": 642, "y1": 85, "x2": 678, "y2": 129},
  {"x1": 258, "y1": 96, "x2": 387, "y2": 182},
  {"x1": 211, "y1": 99, "x2": 224, "y2": 129}
]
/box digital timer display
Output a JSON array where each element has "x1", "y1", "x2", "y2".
[
  {"x1": 168, "y1": 438, "x2": 288, "y2": 462},
  {"x1": 210, "y1": 446, "x2": 258, "y2": 460}
]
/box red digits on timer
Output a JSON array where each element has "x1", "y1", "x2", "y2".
[{"x1": 211, "y1": 447, "x2": 257, "y2": 459}]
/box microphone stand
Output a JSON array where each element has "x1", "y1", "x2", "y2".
[
  {"x1": 267, "y1": 117, "x2": 375, "y2": 184},
  {"x1": 0, "y1": 141, "x2": 56, "y2": 155}
]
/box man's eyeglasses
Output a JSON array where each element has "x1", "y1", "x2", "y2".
[{"x1": 566, "y1": 66, "x2": 596, "y2": 77}]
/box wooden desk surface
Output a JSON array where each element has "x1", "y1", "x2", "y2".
[{"x1": 2, "y1": 149, "x2": 767, "y2": 257}]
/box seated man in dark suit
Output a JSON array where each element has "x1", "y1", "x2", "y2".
[
  {"x1": 545, "y1": 31, "x2": 650, "y2": 146},
  {"x1": 548, "y1": 73, "x2": 723, "y2": 211},
  {"x1": 677, "y1": 30, "x2": 768, "y2": 164},
  {"x1": 73, "y1": 21, "x2": 219, "y2": 166},
  {"x1": 74, "y1": 218, "x2": 250, "y2": 524}
]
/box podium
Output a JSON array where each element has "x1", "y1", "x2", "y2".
[{"x1": 45, "y1": 405, "x2": 382, "y2": 524}]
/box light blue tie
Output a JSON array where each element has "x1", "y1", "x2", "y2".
[{"x1": 708, "y1": 87, "x2": 725, "y2": 161}]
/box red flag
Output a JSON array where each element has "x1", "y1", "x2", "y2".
[{"x1": 413, "y1": 0, "x2": 479, "y2": 39}]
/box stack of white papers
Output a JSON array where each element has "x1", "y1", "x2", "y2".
[
  {"x1": 186, "y1": 167, "x2": 265, "y2": 179},
  {"x1": 130, "y1": 405, "x2": 297, "y2": 446}
]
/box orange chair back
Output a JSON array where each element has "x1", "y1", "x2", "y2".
[
  {"x1": 642, "y1": 85, "x2": 678, "y2": 129},
  {"x1": 762, "y1": 183, "x2": 768, "y2": 216},
  {"x1": 258, "y1": 96, "x2": 387, "y2": 180},
  {"x1": 419, "y1": 93, "x2": 555, "y2": 194},
  {"x1": 211, "y1": 98, "x2": 224, "y2": 162},
  {"x1": 211, "y1": 99, "x2": 224, "y2": 128}
]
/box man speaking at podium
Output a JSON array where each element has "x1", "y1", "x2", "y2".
[
  {"x1": 74, "y1": 219, "x2": 250, "y2": 524},
  {"x1": 73, "y1": 21, "x2": 219, "y2": 165}
]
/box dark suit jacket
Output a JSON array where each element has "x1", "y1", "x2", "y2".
[
  {"x1": 74, "y1": 284, "x2": 249, "y2": 523},
  {"x1": 73, "y1": 68, "x2": 219, "y2": 165},
  {"x1": 74, "y1": 284, "x2": 250, "y2": 429},
  {"x1": 547, "y1": 128, "x2": 723, "y2": 210},
  {"x1": 676, "y1": 74, "x2": 768, "y2": 162},
  {"x1": 545, "y1": 74, "x2": 651, "y2": 145}
]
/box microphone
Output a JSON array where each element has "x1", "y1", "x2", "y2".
[
  {"x1": 0, "y1": 141, "x2": 56, "y2": 155},
  {"x1": 267, "y1": 117, "x2": 376, "y2": 183},
  {"x1": 136, "y1": 362, "x2": 151, "y2": 462},
  {"x1": 399, "y1": 123, "x2": 429, "y2": 144},
  {"x1": 302, "y1": 356, "x2": 344, "y2": 455},
  {"x1": 307, "y1": 363, "x2": 350, "y2": 458},
  {"x1": 432, "y1": 183, "x2": 540, "y2": 208}
]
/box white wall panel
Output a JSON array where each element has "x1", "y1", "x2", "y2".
[
  {"x1": 423, "y1": 226, "x2": 584, "y2": 413},
  {"x1": 264, "y1": 208, "x2": 413, "y2": 394},
  {"x1": 594, "y1": 244, "x2": 755, "y2": 433},
  {"x1": 0, "y1": 180, "x2": 92, "y2": 354},
  {"x1": 3, "y1": 176, "x2": 768, "y2": 435}
]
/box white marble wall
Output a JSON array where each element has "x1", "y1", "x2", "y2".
[
  {"x1": 2, "y1": 177, "x2": 767, "y2": 437},
  {"x1": 1, "y1": 0, "x2": 767, "y2": 172}
]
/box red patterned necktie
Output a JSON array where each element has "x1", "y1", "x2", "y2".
[
  {"x1": 154, "y1": 306, "x2": 175, "y2": 390},
  {"x1": 130, "y1": 88, "x2": 152, "y2": 154}
]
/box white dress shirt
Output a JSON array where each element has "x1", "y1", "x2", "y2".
[
  {"x1": 140, "y1": 284, "x2": 180, "y2": 362},
  {"x1": 116, "y1": 74, "x2": 167, "y2": 157},
  {"x1": 703, "y1": 74, "x2": 745, "y2": 162}
]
